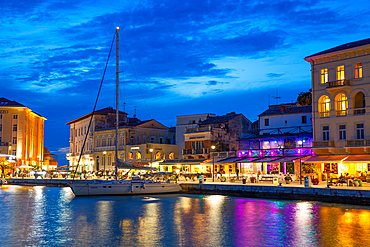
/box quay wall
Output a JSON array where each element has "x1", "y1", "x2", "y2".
[
  {"x1": 7, "y1": 178, "x2": 80, "y2": 187},
  {"x1": 180, "y1": 183, "x2": 370, "y2": 205}
]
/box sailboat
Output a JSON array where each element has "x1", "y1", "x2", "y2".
[{"x1": 69, "y1": 27, "x2": 182, "y2": 196}]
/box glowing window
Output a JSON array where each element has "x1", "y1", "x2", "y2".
[
  {"x1": 155, "y1": 152, "x2": 161, "y2": 160},
  {"x1": 335, "y1": 93, "x2": 348, "y2": 116},
  {"x1": 318, "y1": 95, "x2": 330, "y2": 118},
  {"x1": 169, "y1": 152, "x2": 174, "y2": 160},
  {"x1": 337, "y1": 65, "x2": 345, "y2": 80},
  {"x1": 136, "y1": 152, "x2": 142, "y2": 160},
  {"x1": 355, "y1": 63, "x2": 362, "y2": 79},
  {"x1": 321, "y1": 68, "x2": 328, "y2": 84},
  {"x1": 129, "y1": 152, "x2": 133, "y2": 160}
]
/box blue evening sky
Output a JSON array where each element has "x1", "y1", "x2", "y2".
[{"x1": 1, "y1": 0, "x2": 370, "y2": 165}]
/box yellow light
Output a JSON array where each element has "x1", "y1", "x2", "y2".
[
  {"x1": 116, "y1": 26, "x2": 119, "y2": 30},
  {"x1": 211, "y1": 145, "x2": 215, "y2": 150}
]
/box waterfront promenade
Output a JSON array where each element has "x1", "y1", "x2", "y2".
[{"x1": 4, "y1": 177, "x2": 370, "y2": 205}]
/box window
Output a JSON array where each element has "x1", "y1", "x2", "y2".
[
  {"x1": 339, "y1": 125, "x2": 346, "y2": 140},
  {"x1": 142, "y1": 135, "x2": 146, "y2": 143},
  {"x1": 0, "y1": 124, "x2": 2, "y2": 131},
  {"x1": 120, "y1": 135, "x2": 124, "y2": 146},
  {"x1": 0, "y1": 137, "x2": 1, "y2": 143},
  {"x1": 136, "y1": 152, "x2": 142, "y2": 160},
  {"x1": 301, "y1": 116, "x2": 307, "y2": 124},
  {"x1": 321, "y1": 68, "x2": 328, "y2": 84},
  {"x1": 0, "y1": 114, "x2": 2, "y2": 119},
  {"x1": 355, "y1": 62, "x2": 363, "y2": 79},
  {"x1": 128, "y1": 152, "x2": 133, "y2": 160},
  {"x1": 159, "y1": 137, "x2": 163, "y2": 144},
  {"x1": 78, "y1": 129, "x2": 80, "y2": 136},
  {"x1": 319, "y1": 95, "x2": 331, "y2": 118},
  {"x1": 354, "y1": 92, "x2": 366, "y2": 115},
  {"x1": 337, "y1": 65, "x2": 345, "y2": 80},
  {"x1": 323, "y1": 126, "x2": 329, "y2": 141},
  {"x1": 13, "y1": 137, "x2": 17, "y2": 144},
  {"x1": 12, "y1": 150, "x2": 16, "y2": 156},
  {"x1": 335, "y1": 93, "x2": 348, "y2": 116},
  {"x1": 107, "y1": 136, "x2": 112, "y2": 146},
  {"x1": 101, "y1": 136, "x2": 106, "y2": 146},
  {"x1": 107, "y1": 154, "x2": 111, "y2": 166},
  {"x1": 84, "y1": 127, "x2": 86, "y2": 134},
  {"x1": 13, "y1": 124, "x2": 17, "y2": 131},
  {"x1": 96, "y1": 137, "x2": 100, "y2": 147},
  {"x1": 13, "y1": 115, "x2": 18, "y2": 119},
  {"x1": 356, "y1": 123, "x2": 364, "y2": 139},
  {"x1": 265, "y1": 119, "x2": 269, "y2": 126},
  {"x1": 150, "y1": 136, "x2": 155, "y2": 143},
  {"x1": 130, "y1": 136, "x2": 135, "y2": 145}
]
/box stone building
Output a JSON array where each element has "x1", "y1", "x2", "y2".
[
  {"x1": 0, "y1": 97, "x2": 46, "y2": 168},
  {"x1": 304, "y1": 38, "x2": 370, "y2": 177},
  {"x1": 66, "y1": 107, "x2": 178, "y2": 172}
]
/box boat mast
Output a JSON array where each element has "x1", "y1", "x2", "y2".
[{"x1": 115, "y1": 26, "x2": 119, "y2": 181}]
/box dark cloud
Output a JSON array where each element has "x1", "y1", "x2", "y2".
[{"x1": 267, "y1": 73, "x2": 284, "y2": 78}]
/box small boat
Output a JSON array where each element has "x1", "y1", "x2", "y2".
[{"x1": 69, "y1": 27, "x2": 182, "y2": 196}]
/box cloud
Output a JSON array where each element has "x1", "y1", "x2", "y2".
[{"x1": 267, "y1": 73, "x2": 284, "y2": 78}]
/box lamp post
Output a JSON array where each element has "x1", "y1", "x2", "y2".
[
  {"x1": 103, "y1": 151, "x2": 106, "y2": 178},
  {"x1": 298, "y1": 140, "x2": 302, "y2": 185},
  {"x1": 149, "y1": 148, "x2": 153, "y2": 166},
  {"x1": 211, "y1": 145, "x2": 216, "y2": 182}
]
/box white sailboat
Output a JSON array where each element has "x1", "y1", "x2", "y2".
[{"x1": 69, "y1": 27, "x2": 182, "y2": 196}]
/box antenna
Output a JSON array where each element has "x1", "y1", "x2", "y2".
[
  {"x1": 272, "y1": 89, "x2": 281, "y2": 104},
  {"x1": 133, "y1": 106, "x2": 137, "y2": 118}
]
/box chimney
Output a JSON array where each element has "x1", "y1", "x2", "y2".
[{"x1": 280, "y1": 105, "x2": 285, "y2": 113}]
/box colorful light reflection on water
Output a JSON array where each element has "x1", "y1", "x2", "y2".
[{"x1": 1, "y1": 185, "x2": 370, "y2": 246}]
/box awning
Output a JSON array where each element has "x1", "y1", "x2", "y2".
[
  {"x1": 116, "y1": 159, "x2": 157, "y2": 170},
  {"x1": 273, "y1": 156, "x2": 299, "y2": 163},
  {"x1": 159, "y1": 159, "x2": 206, "y2": 165},
  {"x1": 13, "y1": 165, "x2": 34, "y2": 169},
  {"x1": 343, "y1": 155, "x2": 370, "y2": 163},
  {"x1": 217, "y1": 157, "x2": 244, "y2": 163},
  {"x1": 238, "y1": 157, "x2": 262, "y2": 163},
  {"x1": 304, "y1": 155, "x2": 347, "y2": 163}
]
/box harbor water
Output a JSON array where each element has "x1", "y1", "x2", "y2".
[{"x1": 1, "y1": 185, "x2": 370, "y2": 246}]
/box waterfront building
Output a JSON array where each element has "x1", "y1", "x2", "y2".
[
  {"x1": 66, "y1": 107, "x2": 178, "y2": 172},
  {"x1": 164, "y1": 112, "x2": 252, "y2": 175},
  {"x1": 304, "y1": 38, "x2": 370, "y2": 179},
  {"x1": 0, "y1": 97, "x2": 46, "y2": 169},
  {"x1": 234, "y1": 103, "x2": 313, "y2": 178},
  {"x1": 43, "y1": 147, "x2": 58, "y2": 171}
]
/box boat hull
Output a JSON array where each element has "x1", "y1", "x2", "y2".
[{"x1": 69, "y1": 181, "x2": 182, "y2": 196}]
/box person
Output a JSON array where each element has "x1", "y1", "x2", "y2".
[{"x1": 236, "y1": 168, "x2": 239, "y2": 179}]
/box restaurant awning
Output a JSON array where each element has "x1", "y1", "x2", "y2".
[
  {"x1": 304, "y1": 155, "x2": 347, "y2": 163},
  {"x1": 273, "y1": 156, "x2": 299, "y2": 163},
  {"x1": 159, "y1": 159, "x2": 206, "y2": 165},
  {"x1": 342, "y1": 155, "x2": 370, "y2": 163},
  {"x1": 116, "y1": 159, "x2": 157, "y2": 170},
  {"x1": 217, "y1": 157, "x2": 245, "y2": 163},
  {"x1": 237, "y1": 157, "x2": 263, "y2": 163}
]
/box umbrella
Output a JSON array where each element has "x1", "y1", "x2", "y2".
[{"x1": 13, "y1": 165, "x2": 34, "y2": 169}]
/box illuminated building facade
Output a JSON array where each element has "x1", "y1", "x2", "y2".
[
  {"x1": 0, "y1": 97, "x2": 46, "y2": 167},
  {"x1": 66, "y1": 107, "x2": 178, "y2": 172},
  {"x1": 235, "y1": 103, "x2": 313, "y2": 177},
  {"x1": 304, "y1": 38, "x2": 370, "y2": 178}
]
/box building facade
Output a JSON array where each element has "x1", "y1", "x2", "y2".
[
  {"x1": 235, "y1": 103, "x2": 313, "y2": 177},
  {"x1": 304, "y1": 38, "x2": 370, "y2": 178},
  {"x1": 66, "y1": 107, "x2": 178, "y2": 172},
  {"x1": 0, "y1": 97, "x2": 46, "y2": 168}
]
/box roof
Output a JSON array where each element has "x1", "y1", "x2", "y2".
[
  {"x1": 259, "y1": 105, "x2": 312, "y2": 117},
  {"x1": 0, "y1": 97, "x2": 25, "y2": 107},
  {"x1": 305, "y1": 37, "x2": 370, "y2": 59},
  {"x1": 66, "y1": 107, "x2": 127, "y2": 125},
  {"x1": 200, "y1": 113, "x2": 242, "y2": 125}
]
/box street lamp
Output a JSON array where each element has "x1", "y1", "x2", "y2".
[
  {"x1": 298, "y1": 140, "x2": 302, "y2": 185},
  {"x1": 211, "y1": 145, "x2": 216, "y2": 182},
  {"x1": 103, "y1": 151, "x2": 107, "y2": 178},
  {"x1": 149, "y1": 148, "x2": 153, "y2": 165}
]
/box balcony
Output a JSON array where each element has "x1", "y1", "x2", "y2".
[
  {"x1": 182, "y1": 148, "x2": 210, "y2": 155},
  {"x1": 319, "y1": 112, "x2": 330, "y2": 118},
  {"x1": 354, "y1": 108, "x2": 366, "y2": 115},
  {"x1": 313, "y1": 141, "x2": 335, "y2": 148},
  {"x1": 345, "y1": 139, "x2": 370, "y2": 147},
  {"x1": 335, "y1": 110, "x2": 347, "y2": 116},
  {"x1": 0, "y1": 142, "x2": 10, "y2": 147},
  {"x1": 326, "y1": 79, "x2": 350, "y2": 88},
  {"x1": 95, "y1": 146, "x2": 125, "y2": 152},
  {"x1": 185, "y1": 126, "x2": 227, "y2": 134}
]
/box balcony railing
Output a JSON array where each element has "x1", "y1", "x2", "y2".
[
  {"x1": 0, "y1": 142, "x2": 10, "y2": 147},
  {"x1": 335, "y1": 110, "x2": 347, "y2": 116},
  {"x1": 326, "y1": 79, "x2": 350, "y2": 88},
  {"x1": 185, "y1": 126, "x2": 227, "y2": 134},
  {"x1": 354, "y1": 108, "x2": 366, "y2": 115},
  {"x1": 182, "y1": 148, "x2": 210, "y2": 155},
  {"x1": 313, "y1": 141, "x2": 335, "y2": 148},
  {"x1": 319, "y1": 112, "x2": 330, "y2": 118},
  {"x1": 345, "y1": 139, "x2": 370, "y2": 147}
]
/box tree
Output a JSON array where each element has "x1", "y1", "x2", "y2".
[
  {"x1": 0, "y1": 159, "x2": 12, "y2": 178},
  {"x1": 297, "y1": 89, "x2": 312, "y2": 106}
]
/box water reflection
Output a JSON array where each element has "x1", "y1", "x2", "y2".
[{"x1": 1, "y1": 186, "x2": 370, "y2": 246}]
